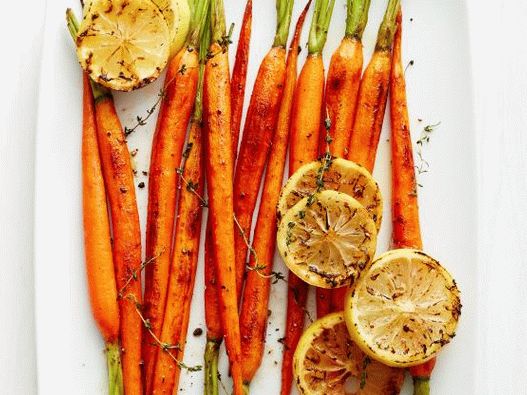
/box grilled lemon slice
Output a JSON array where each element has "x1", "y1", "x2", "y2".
[
  {"x1": 277, "y1": 158, "x2": 383, "y2": 231},
  {"x1": 344, "y1": 249, "x2": 461, "y2": 368},
  {"x1": 76, "y1": 0, "x2": 170, "y2": 91},
  {"x1": 277, "y1": 190, "x2": 377, "y2": 289},
  {"x1": 152, "y1": 0, "x2": 190, "y2": 57},
  {"x1": 293, "y1": 312, "x2": 405, "y2": 395}
]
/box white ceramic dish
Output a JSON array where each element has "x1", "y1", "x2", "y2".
[{"x1": 34, "y1": 0, "x2": 477, "y2": 393}]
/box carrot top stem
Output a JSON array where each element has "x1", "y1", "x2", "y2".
[
  {"x1": 375, "y1": 0, "x2": 400, "y2": 51},
  {"x1": 66, "y1": 9, "x2": 110, "y2": 101},
  {"x1": 413, "y1": 377, "x2": 430, "y2": 395},
  {"x1": 106, "y1": 342, "x2": 124, "y2": 395},
  {"x1": 192, "y1": 4, "x2": 211, "y2": 123},
  {"x1": 308, "y1": 0, "x2": 336, "y2": 54},
  {"x1": 211, "y1": 0, "x2": 226, "y2": 42},
  {"x1": 188, "y1": 0, "x2": 211, "y2": 47},
  {"x1": 273, "y1": 0, "x2": 295, "y2": 48},
  {"x1": 345, "y1": 0, "x2": 371, "y2": 39},
  {"x1": 204, "y1": 340, "x2": 220, "y2": 395}
]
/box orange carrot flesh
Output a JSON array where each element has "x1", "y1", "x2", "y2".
[
  {"x1": 316, "y1": 0, "x2": 371, "y2": 318},
  {"x1": 142, "y1": 46, "x2": 200, "y2": 392},
  {"x1": 203, "y1": 12, "x2": 244, "y2": 390},
  {"x1": 82, "y1": 75, "x2": 124, "y2": 395},
  {"x1": 94, "y1": 96, "x2": 143, "y2": 395},
  {"x1": 330, "y1": 0, "x2": 400, "y2": 313},
  {"x1": 82, "y1": 75, "x2": 119, "y2": 344},
  {"x1": 281, "y1": 2, "x2": 335, "y2": 393},
  {"x1": 204, "y1": 2, "x2": 251, "y2": 392},
  {"x1": 390, "y1": 13, "x2": 434, "y2": 394},
  {"x1": 239, "y1": 2, "x2": 311, "y2": 385}
]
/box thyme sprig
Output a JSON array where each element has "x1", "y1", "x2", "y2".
[
  {"x1": 118, "y1": 252, "x2": 163, "y2": 298},
  {"x1": 233, "y1": 214, "x2": 287, "y2": 284},
  {"x1": 126, "y1": 295, "x2": 202, "y2": 372},
  {"x1": 124, "y1": 88, "x2": 166, "y2": 136},
  {"x1": 415, "y1": 121, "x2": 440, "y2": 182}
]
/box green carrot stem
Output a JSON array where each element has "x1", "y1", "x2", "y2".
[
  {"x1": 413, "y1": 377, "x2": 431, "y2": 395},
  {"x1": 65, "y1": 9, "x2": 110, "y2": 101},
  {"x1": 188, "y1": 0, "x2": 211, "y2": 48},
  {"x1": 375, "y1": 0, "x2": 400, "y2": 51},
  {"x1": 345, "y1": 0, "x2": 371, "y2": 39},
  {"x1": 273, "y1": 0, "x2": 295, "y2": 48},
  {"x1": 191, "y1": 0, "x2": 211, "y2": 123},
  {"x1": 211, "y1": 0, "x2": 226, "y2": 43},
  {"x1": 308, "y1": 0, "x2": 336, "y2": 55},
  {"x1": 243, "y1": 383, "x2": 250, "y2": 394},
  {"x1": 106, "y1": 342, "x2": 124, "y2": 395},
  {"x1": 204, "y1": 339, "x2": 221, "y2": 395}
]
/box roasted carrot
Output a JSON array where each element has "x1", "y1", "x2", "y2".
[
  {"x1": 233, "y1": 0, "x2": 294, "y2": 308},
  {"x1": 81, "y1": 74, "x2": 123, "y2": 395},
  {"x1": 67, "y1": 10, "x2": 143, "y2": 394},
  {"x1": 231, "y1": 0, "x2": 253, "y2": 159},
  {"x1": 330, "y1": 0, "x2": 401, "y2": 313},
  {"x1": 150, "y1": 3, "x2": 210, "y2": 393},
  {"x1": 316, "y1": 0, "x2": 371, "y2": 318},
  {"x1": 142, "y1": 21, "x2": 202, "y2": 393},
  {"x1": 203, "y1": 0, "x2": 243, "y2": 394},
  {"x1": 239, "y1": 1, "x2": 311, "y2": 388},
  {"x1": 204, "y1": 1, "x2": 252, "y2": 393},
  {"x1": 281, "y1": 1, "x2": 335, "y2": 394},
  {"x1": 390, "y1": 12, "x2": 434, "y2": 395}
]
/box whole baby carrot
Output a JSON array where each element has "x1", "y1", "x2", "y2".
[
  {"x1": 281, "y1": 1, "x2": 335, "y2": 394},
  {"x1": 203, "y1": 1, "x2": 252, "y2": 393},
  {"x1": 239, "y1": 1, "x2": 311, "y2": 389},
  {"x1": 142, "y1": 15, "x2": 201, "y2": 393},
  {"x1": 203, "y1": 0, "x2": 243, "y2": 393},
  {"x1": 390, "y1": 12, "x2": 435, "y2": 395},
  {"x1": 81, "y1": 74, "x2": 123, "y2": 395},
  {"x1": 68, "y1": 10, "x2": 143, "y2": 394},
  {"x1": 233, "y1": 0, "x2": 295, "y2": 309},
  {"x1": 150, "y1": 2, "x2": 210, "y2": 393}
]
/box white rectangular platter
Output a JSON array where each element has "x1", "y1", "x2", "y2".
[{"x1": 34, "y1": 0, "x2": 477, "y2": 393}]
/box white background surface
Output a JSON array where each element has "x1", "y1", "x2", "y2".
[{"x1": 0, "y1": 0, "x2": 525, "y2": 394}]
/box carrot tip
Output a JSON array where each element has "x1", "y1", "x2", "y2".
[
  {"x1": 204, "y1": 339, "x2": 221, "y2": 395},
  {"x1": 105, "y1": 342, "x2": 124, "y2": 395},
  {"x1": 413, "y1": 377, "x2": 430, "y2": 395}
]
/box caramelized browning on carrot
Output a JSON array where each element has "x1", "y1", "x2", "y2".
[
  {"x1": 95, "y1": 96, "x2": 143, "y2": 395},
  {"x1": 204, "y1": 29, "x2": 243, "y2": 395},
  {"x1": 239, "y1": 1, "x2": 311, "y2": 385},
  {"x1": 143, "y1": 46, "x2": 200, "y2": 392},
  {"x1": 233, "y1": 46, "x2": 287, "y2": 296},
  {"x1": 81, "y1": 75, "x2": 119, "y2": 344}
]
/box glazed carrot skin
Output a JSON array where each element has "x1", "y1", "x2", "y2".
[
  {"x1": 331, "y1": 0, "x2": 401, "y2": 313},
  {"x1": 239, "y1": 1, "x2": 311, "y2": 385},
  {"x1": 82, "y1": 75, "x2": 119, "y2": 344},
  {"x1": 390, "y1": 13, "x2": 434, "y2": 395},
  {"x1": 231, "y1": 0, "x2": 253, "y2": 159},
  {"x1": 204, "y1": 2, "x2": 252, "y2": 391},
  {"x1": 152, "y1": 56, "x2": 206, "y2": 395},
  {"x1": 316, "y1": 0, "x2": 371, "y2": 318},
  {"x1": 203, "y1": 4, "x2": 244, "y2": 388},
  {"x1": 94, "y1": 94, "x2": 143, "y2": 395},
  {"x1": 142, "y1": 46, "x2": 200, "y2": 392},
  {"x1": 282, "y1": 2, "x2": 335, "y2": 394}
]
